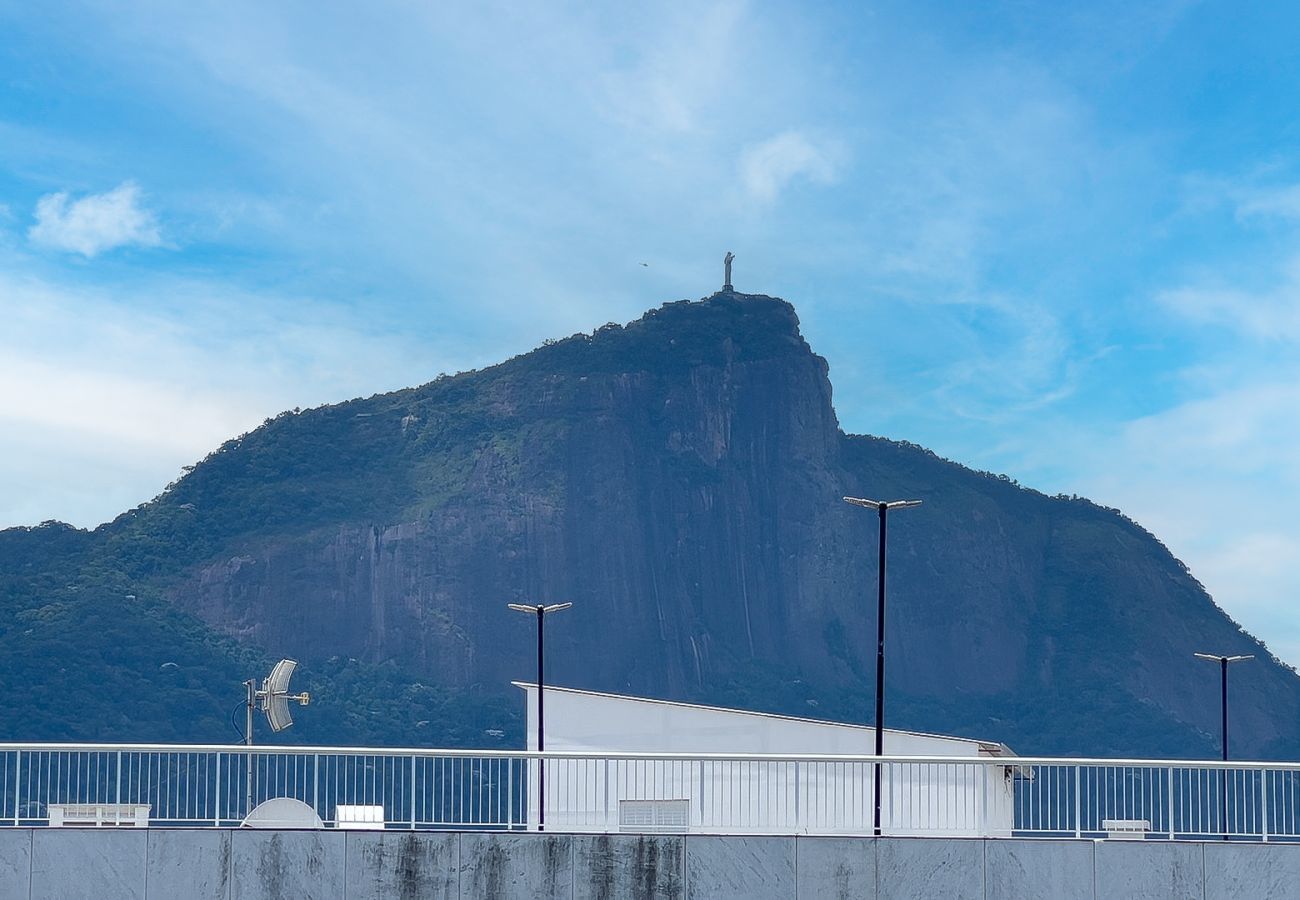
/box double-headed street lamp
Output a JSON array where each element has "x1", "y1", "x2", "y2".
[
  {"x1": 1194, "y1": 651, "x2": 1253, "y2": 840},
  {"x1": 508, "y1": 601, "x2": 573, "y2": 830},
  {"x1": 844, "y1": 496, "x2": 922, "y2": 836}
]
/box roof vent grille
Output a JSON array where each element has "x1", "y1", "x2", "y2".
[{"x1": 619, "y1": 799, "x2": 689, "y2": 833}]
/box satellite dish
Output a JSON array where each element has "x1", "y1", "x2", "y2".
[
  {"x1": 259, "y1": 658, "x2": 311, "y2": 732},
  {"x1": 241, "y1": 798, "x2": 323, "y2": 829}
]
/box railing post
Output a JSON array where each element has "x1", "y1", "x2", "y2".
[
  {"x1": 1167, "y1": 767, "x2": 1175, "y2": 840},
  {"x1": 115, "y1": 751, "x2": 122, "y2": 809},
  {"x1": 1074, "y1": 765, "x2": 1082, "y2": 838},
  {"x1": 410, "y1": 755, "x2": 417, "y2": 829},
  {"x1": 1261, "y1": 769, "x2": 1269, "y2": 842},
  {"x1": 313, "y1": 754, "x2": 320, "y2": 822},
  {"x1": 507, "y1": 758, "x2": 514, "y2": 830},
  {"x1": 12, "y1": 751, "x2": 20, "y2": 826},
  {"x1": 979, "y1": 763, "x2": 987, "y2": 836},
  {"x1": 699, "y1": 760, "x2": 705, "y2": 832},
  {"x1": 793, "y1": 761, "x2": 800, "y2": 832},
  {"x1": 214, "y1": 752, "x2": 222, "y2": 826}
]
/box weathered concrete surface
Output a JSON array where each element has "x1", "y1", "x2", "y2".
[
  {"x1": 1204, "y1": 842, "x2": 1300, "y2": 900},
  {"x1": 459, "y1": 832, "x2": 573, "y2": 900},
  {"x1": 984, "y1": 838, "x2": 1094, "y2": 900},
  {"x1": 9, "y1": 829, "x2": 1300, "y2": 898},
  {"x1": 344, "y1": 831, "x2": 457, "y2": 900},
  {"x1": 30, "y1": 828, "x2": 147, "y2": 900},
  {"x1": 686, "y1": 835, "x2": 795, "y2": 900},
  {"x1": 1094, "y1": 840, "x2": 1204, "y2": 900},
  {"x1": 146, "y1": 829, "x2": 231, "y2": 900},
  {"x1": 574, "y1": 834, "x2": 684, "y2": 900},
  {"x1": 0, "y1": 830, "x2": 32, "y2": 899},
  {"x1": 229, "y1": 830, "x2": 345, "y2": 900},
  {"x1": 877, "y1": 837, "x2": 983, "y2": 900},
  {"x1": 795, "y1": 836, "x2": 875, "y2": 900}
]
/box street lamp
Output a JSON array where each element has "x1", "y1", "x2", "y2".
[
  {"x1": 1194, "y1": 652, "x2": 1253, "y2": 840},
  {"x1": 509, "y1": 601, "x2": 572, "y2": 830},
  {"x1": 844, "y1": 496, "x2": 922, "y2": 836}
]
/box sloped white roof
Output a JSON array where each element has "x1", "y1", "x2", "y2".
[{"x1": 512, "y1": 682, "x2": 1014, "y2": 757}]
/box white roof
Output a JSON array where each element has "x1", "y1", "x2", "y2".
[{"x1": 512, "y1": 682, "x2": 1014, "y2": 757}]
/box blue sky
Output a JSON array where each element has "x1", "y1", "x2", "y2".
[{"x1": 4, "y1": 1, "x2": 1300, "y2": 664}]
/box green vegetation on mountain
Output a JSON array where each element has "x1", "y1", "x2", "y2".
[
  {"x1": 2, "y1": 290, "x2": 1295, "y2": 759},
  {"x1": 0, "y1": 522, "x2": 518, "y2": 746}
]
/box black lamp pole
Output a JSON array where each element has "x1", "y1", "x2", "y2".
[
  {"x1": 845, "y1": 496, "x2": 922, "y2": 836},
  {"x1": 1194, "y1": 652, "x2": 1253, "y2": 840},
  {"x1": 509, "y1": 601, "x2": 572, "y2": 832},
  {"x1": 537, "y1": 606, "x2": 545, "y2": 756},
  {"x1": 874, "y1": 504, "x2": 887, "y2": 765},
  {"x1": 1220, "y1": 657, "x2": 1228, "y2": 764}
]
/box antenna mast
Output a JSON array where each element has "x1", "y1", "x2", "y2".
[{"x1": 241, "y1": 660, "x2": 311, "y2": 815}]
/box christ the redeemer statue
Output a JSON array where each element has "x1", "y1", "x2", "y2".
[{"x1": 724, "y1": 251, "x2": 734, "y2": 290}]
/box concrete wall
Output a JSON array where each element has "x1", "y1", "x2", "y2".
[{"x1": 1, "y1": 829, "x2": 1298, "y2": 899}]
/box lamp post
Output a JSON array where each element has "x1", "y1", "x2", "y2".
[
  {"x1": 509, "y1": 601, "x2": 572, "y2": 830},
  {"x1": 844, "y1": 496, "x2": 922, "y2": 836},
  {"x1": 1194, "y1": 652, "x2": 1253, "y2": 840}
]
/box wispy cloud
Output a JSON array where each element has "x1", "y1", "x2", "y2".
[
  {"x1": 1076, "y1": 376, "x2": 1300, "y2": 665},
  {"x1": 28, "y1": 182, "x2": 162, "y2": 257},
  {"x1": 1159, "y1": 274, "x2": 1300, "y2": 342},
  {"x1": 739, "y1": 131, "x2": 841, "y2": 203},
  {"x1": 594, "y1": 1, "x2": 749, "y2": 136},
  {"x1": 1235, "y1": 183, "x2": 1300, "y2": 222},
  {"x1": 0, "y1": 268, "x2": 479, "y2": 528}
]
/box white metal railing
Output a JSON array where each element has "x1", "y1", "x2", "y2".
[{"x1": 0, "y1": 744, "x2": 1297, "y2": 840}]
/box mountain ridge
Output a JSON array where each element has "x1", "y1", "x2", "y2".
[{"x1": 2, "y1": 289, "x2": 1296, "y2": 759}]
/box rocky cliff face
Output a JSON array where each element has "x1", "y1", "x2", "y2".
[
  {"x1": 175, "y1": 293, "x2": 849, "y2": 700},
  {"x1": 5, "y1": 290, "x2": 1298, "y2": 756}
]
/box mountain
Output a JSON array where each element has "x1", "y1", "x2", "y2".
[{"x1": 2, "y1": 289, "x2": 1297, "y2": 759}]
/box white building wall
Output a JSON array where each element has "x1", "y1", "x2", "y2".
[{"x1": 518, "y1": 685, "x2": 1015, "y2": 837}]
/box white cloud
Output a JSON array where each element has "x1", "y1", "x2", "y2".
[
  {"x1": 0, "y1": 269, "x2": 478, "y2": 528},
  {"x1": 595, "y1": 1, "x2": 748, "y2": 135},
  {"x1": 1236, "y1": 184, "x2": 1300, "y2": 221},
  {"x1": 739, "y1": 131, "x2": 840, "y2": 203},
  {"x1": 1159, "y1": 259, "x2": 1300, "y2": 343},
  {"x1": 29, "y1": 182, "x2": 162, "y2": 257},
  {"x1": 1123, "y1": 381, "x2": 1300, "y2": 480},
  {"x1": 930, "y1": 296, "x2": 1079, "y2": 421},
  {"x1": 1007, "y1": 374, "x2": 1300, "y2": 668},
  {"x1": 1194, "y1": 530, "x2": 1300, "y2": 672}
]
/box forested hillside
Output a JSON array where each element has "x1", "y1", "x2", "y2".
[{"x1": 2, "y1": 290, "x2": 1294, "y2": 759}]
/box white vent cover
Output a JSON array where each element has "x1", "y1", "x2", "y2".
[
  {"x1": 48, "y1": 803, "x2": 150, "y2": 828},
  {"x1": 619, "y1": 799, "x2": 689, "y2": 833},
  {"x1": 336, "y1": 804, "x2": 386, "y2": 830},
  {"x1": 1102, "y1": 818, "x2": 1151, "y2": 840}
]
